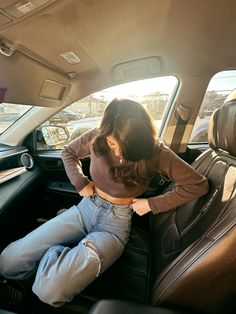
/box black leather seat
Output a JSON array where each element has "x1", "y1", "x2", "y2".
[
  {"x1": 87, "y1": 91, "x2": 236, "y2": 314},
  {"x1": 150, "y1": 90, "x2": 236, "y2": 313}
]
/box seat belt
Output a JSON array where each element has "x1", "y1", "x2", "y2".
[{"x1": 170, "y1": 103, "x2": 192, "y2": 152}]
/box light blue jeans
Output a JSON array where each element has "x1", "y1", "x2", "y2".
[{"x1": 0, "y1": 194, "x2": 132, "y2": 307}]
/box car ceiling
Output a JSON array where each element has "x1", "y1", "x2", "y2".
[{"x1": 0, "y1": 0, "x2": 236, "y2": 108}]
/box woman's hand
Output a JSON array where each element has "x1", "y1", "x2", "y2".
[
  {"x1": 79, "y1": 181, "x2": 95, "y2": 197},
  {"x1": 131, "y1": 198, "x2": 152, "y2": 216}
]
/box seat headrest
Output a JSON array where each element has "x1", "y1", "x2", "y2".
[{"x1": 208, "y1": 90, "x2": 236, "y2": 156}]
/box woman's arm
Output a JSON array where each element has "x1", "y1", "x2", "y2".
[
  {"x1": 132, "y1": 145, "x2": 209, "y2": 215},
  {"x1": 61, "y1": 128, "x2": 98, "y2": 193},
  {"x1": 147, "y1": 145, "x2": 209, "y2": 214}
]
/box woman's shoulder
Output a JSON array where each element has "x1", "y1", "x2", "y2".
[
  {"x1": 64, "y1": 127, "x2": 99, "y2": 150},
  {"x1": 86, "y1": 127, "x2": 99, "y2": 137},
  {"x1": 154, "y1": 141, "x2": 173, "y2": 157},
  {"x1": 79, "y1": 127, "x2": 99, "y2": 142}
]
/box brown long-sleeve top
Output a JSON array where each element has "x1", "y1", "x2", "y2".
[{"x1": 61, "y1": 128, "x2": 209, "y2": 214}]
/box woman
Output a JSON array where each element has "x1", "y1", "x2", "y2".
[{"x1": 0, "y1": 98, "x2": 208, "y2": 307}]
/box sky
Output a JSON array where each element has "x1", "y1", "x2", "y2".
[{"x1": 208, "y1": 70, "x2": 236, "y2": 92}]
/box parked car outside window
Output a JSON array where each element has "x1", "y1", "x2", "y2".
[{"x1": 48, "y1": 109, "x2": 84, "y2": 124}]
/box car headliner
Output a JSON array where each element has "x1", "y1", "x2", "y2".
[
  {"x1": 0, "y1": 0, "x2": 236, "y2": 107},
  {"x1": 0, "y1": 0, "x2": 235, "y2": 149}
]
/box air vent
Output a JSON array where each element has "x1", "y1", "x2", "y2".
[{"x1": 20, "y1": 153, "x2": 34, "y2": 169}]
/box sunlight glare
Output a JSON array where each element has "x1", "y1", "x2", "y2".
[{"x1": 93, "y1": 76, "x2": 178, "y2": 101}]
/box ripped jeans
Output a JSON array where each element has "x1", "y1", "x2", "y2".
[{"x1": 0, "y1": 193, "x2": 132, "y2": 307}]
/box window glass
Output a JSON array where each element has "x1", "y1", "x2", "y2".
[
  {"x1": 190, "y1": 70, "x2": 236, "y2": 143},
  {"x1": 0, "y1": 103, "x2": 32, "y2": 134},
  {"x1": 36, "y1": 76, "x2": 178, "y2": 150}
]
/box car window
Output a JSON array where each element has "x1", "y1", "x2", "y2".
[
  {"x1": 36, "y1": 76, "x2": 178, "y2": 150},
  {"x1": 0, "y1": 103, "x2": 32, "y2": 134},
  {"x1": 190, "y1": 70, "x2": 236, "y2": 143}
]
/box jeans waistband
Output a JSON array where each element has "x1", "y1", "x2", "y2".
[{"x1": 90, "y1": 193, "x2": 133, "y2": 212}]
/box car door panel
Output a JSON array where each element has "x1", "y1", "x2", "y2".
[
  {"x1": 32, "y1": 152, "x2": 90, "y2": 217},
  {"x1": 0, "y1": 146, "x2": 43, "y2": 249}
]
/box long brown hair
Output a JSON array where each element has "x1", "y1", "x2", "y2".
[{"x1": 93, "y1": 98, "x2": 158, "y2": 185}]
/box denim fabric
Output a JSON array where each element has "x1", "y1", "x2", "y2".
[{"x1": 0, "y1": 194, "x2": 132, "y2": 307}]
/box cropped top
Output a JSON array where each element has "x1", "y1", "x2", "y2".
[{"x1": 61, "y1": 128, "x2": 209, "y2": 214}]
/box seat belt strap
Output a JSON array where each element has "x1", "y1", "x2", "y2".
[{"x1": 170, "y1": 103, "x2": 192, "y2": 152}]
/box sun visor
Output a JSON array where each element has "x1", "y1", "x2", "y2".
[{"x1": 0, "y1": 50, "x2": 71, "y2": 107}]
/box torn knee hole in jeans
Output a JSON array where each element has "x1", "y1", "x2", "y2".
[{"x1": 82, "y1": 239, "x2": 103, "y2": 277}]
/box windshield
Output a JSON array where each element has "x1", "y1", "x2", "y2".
[{"x1": 0, "y1": 103, "x2": 32, "y2": 134}]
